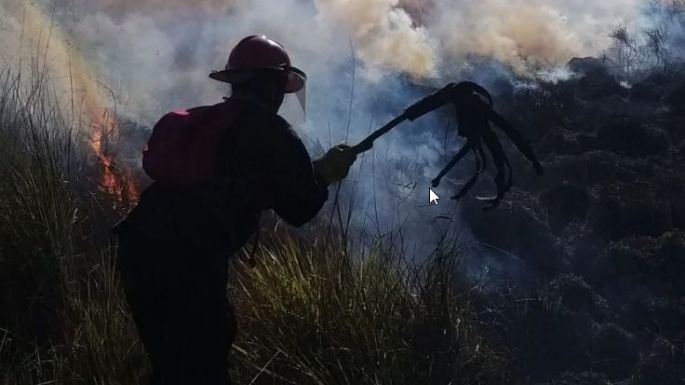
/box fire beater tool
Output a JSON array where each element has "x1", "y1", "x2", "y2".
[{"x1": 350, "y1": 81, "x2": 544, "y2": 210}]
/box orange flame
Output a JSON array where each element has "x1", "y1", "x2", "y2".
[{"x1": 88, "y1": 113, "x2": 139, "y2": 204}]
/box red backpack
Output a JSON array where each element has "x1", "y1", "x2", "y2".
[{"x1": 142, "y1": 100, "x2": 242, "y2": 185}]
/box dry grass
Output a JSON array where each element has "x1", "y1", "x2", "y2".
[{"x1": 0, "y1": 67, "x2": 505, "y2": 384}]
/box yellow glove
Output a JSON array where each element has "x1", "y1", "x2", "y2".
[{"x1": 313, "y1": 144, "x2": 357, "y2": 185}]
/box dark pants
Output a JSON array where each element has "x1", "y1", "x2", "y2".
[{"x1": 117, "y1": 229, "x2": 237, "y2": 385}]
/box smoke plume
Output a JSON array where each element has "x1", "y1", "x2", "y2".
[
  {"x1": 1, "y1": 0, "x2": 671, "y2": 261},
  {"x1": 315, "y1": 0, "x2": 436, "y2": 78}
]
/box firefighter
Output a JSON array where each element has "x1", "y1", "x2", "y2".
[{"x1": 113, "y1": 35, "x2": 357, "y2": 385}]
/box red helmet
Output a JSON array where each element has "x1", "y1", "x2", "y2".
[{"x1": 209, "y1": 35, "x2": 306, "y2": 94}]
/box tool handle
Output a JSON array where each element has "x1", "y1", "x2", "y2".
[{"x1": 350, "y1": 114, "x2": 407, "y2": 155}]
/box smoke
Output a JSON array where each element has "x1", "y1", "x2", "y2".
[
  {"x1": 61, "y1": 0, "x2": 241, "y2": 17},
  {"x1": 429, "y1": 0, "x2": 643, "y2": 74},
  {"x1": 2, "y1": 0, "x2": 673, "y2": 260},
  {"x1": 432, "y1": 2, "x2": 584, "y2": 73},
  {"x1": 0, "y1": 0, "x2": 115, "y2": 123},
  {"x1": 315, "y1": 0, "x2": 436, "y2": 78},
  {"x1": 640, "y1": 0, "x2": 685, "y2": 61},
  {"x1": 37, "y1": 0, "x2": 650, "y2": 117},
  {"x1": 313, "y1": 0, "x2": 645, "y2": 77},
  {"x1": 61, "y1": 0, "x2": 648, "y2": 85}
]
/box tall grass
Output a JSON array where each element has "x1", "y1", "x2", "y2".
[
  {"x1": 0, "y1": 65, "x2": 145, "y2": 384},
  {"x1": 0, "y1": 66, "x2": 506, "y2": 384},
  {"x1": 230, "y1": 235, "x2": 504, "y2": 384}
]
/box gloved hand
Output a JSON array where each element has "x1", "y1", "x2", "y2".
[{"x1": 312, "y1": 144, "x2": 357, "y2": 185}]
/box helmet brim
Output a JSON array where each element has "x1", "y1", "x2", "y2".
[{"x1": 209, "y1": 65, "x2": 306, "y2": 94}]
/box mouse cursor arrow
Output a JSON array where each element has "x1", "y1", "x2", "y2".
[{"x1": 429, "y1": 188, "x2": 440, "y2": 206}]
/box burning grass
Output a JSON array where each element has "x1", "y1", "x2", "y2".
[{"x1": 0, "y1": 68, "x2": 505, "y2": 384}]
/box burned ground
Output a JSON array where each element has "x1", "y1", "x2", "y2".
[{"x1": 457, "y1": 57, "x2": 685, "y2": 384}]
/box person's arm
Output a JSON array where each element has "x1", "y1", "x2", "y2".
[{"x1": 270, "y1": 126, "x2": 330, "y2": 227}]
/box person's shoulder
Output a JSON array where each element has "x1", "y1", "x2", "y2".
[
  {"x1": 164, "y1": 101, "x2": 244, "y2": 126},
  {"x1": 155, "y1": 104, "x2": 220, "y2": 123},
  {"x1": 170, "y1": 100, "x2": 293, "y2": 135},
  {"x1": 188, "y1": 101, "x2": 233, "y2": 118}
]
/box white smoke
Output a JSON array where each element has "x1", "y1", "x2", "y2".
[
  {"x1": 315, "y1": 0, "x2": 437, "y2": 78},
  {"x1": 49, "y1": 0, "x2": 651, "y2": 118},
  {"x1": 3, "y1": 0, "x2": 671, "y2": 257}
]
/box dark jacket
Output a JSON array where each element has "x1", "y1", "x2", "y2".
[{"x1": 115, "y1": 98, "x2": 329, "y2": 258}]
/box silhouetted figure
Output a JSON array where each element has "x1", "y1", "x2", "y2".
[
  {"x1": 407, "y1": 82, "x2": 544, "y2": 210},
  {"x1": 113, "y1": 35, "x2": 356, "y2": 385}
]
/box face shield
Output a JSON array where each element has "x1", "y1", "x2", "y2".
[
  {"x1": 216, "y1": 64, "x2": 308, "y2": 125},
  {"x1": 279, "y1": 65, "x2": 307, "y2": 126}
]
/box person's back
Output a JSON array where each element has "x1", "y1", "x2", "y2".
[
  {"x1": 119, "y1": 99, "x2": 328, "y2": 257},
  {"x1": 114, "y1": 35, "x2": 357, "y2": 385}
]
